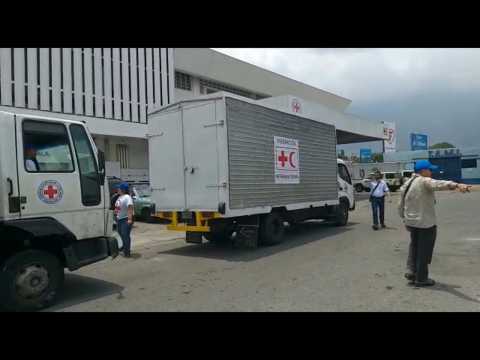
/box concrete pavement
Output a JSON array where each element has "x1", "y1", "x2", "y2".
[{"x1": 50, "y1": 190, "x2": 480, "y2": 312}]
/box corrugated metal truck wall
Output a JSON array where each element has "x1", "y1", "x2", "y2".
[{"x1": 226, "y1": 97, "x2": 338, "y2": 209}]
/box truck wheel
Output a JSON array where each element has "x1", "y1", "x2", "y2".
[
  {"x1": 334, "y1": 199, "x2": 349, "y2": 226},
  {"x1": 260, "y1": 213, "x2": 285, "y2": 246},
  {"x1": 0, "y1": 250, "x2": 64, "y2": 312},
  {"x1": 354, "y1": 184, "x2": 364, "y2": 193}
]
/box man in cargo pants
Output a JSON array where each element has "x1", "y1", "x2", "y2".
[{"x1": 398, "y1": 160, "x2": 471, "y2": 287}]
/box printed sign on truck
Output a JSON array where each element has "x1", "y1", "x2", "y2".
[{"x1": 274, "y1": 136, "x2": 300, "y2": 184}]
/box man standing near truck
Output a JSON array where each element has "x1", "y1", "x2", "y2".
[
  {"x1": 398, "y1": 160, "x2": 471, "y2": 287},
  {"x1": 115, "y1": 183, "x2": 134, "y2": 258},
  {"x1": 369, "y1": 171, "x2": 391, "y2": 230}
]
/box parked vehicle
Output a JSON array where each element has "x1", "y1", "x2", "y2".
[
  {"x1": 0, "y1": 111, "x2": 118, "y2": 311},
  {"x1": 351, "y1": 162, "x2": 407, "y2": 192},
  {"x1": 382, "y1": 171, "x2": 402, "y2": 192},
  {"x1": 148, "y1": 93, "x2": 355, "y2": 247},
  {"x1": 131, "y1": 184, "x2": 156, "y2": 221}
]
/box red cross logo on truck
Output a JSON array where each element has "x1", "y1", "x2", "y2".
[
  {"x1": 277, "y1": 150, "x2": 297, "y2": 168},
  {"x1": 43, "y1": 185, "x2": 58, "y2": 199},
  {"x1": 37, "y1": 180, "x2": 63, "y2": 204}
]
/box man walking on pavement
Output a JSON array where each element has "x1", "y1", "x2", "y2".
[
  {"x1": 369, "y1": 170, "x2": 391, "y2": 230},
  {"x1": 398, "y1": 160, "x2": 471, "y2": 287},
  {"x1": 115, "y1": 182, "x2": 134, "y2": 258}
]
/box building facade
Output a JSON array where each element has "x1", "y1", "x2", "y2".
[
  {"x1": 0, "y1": 48, "x2": 385, "y2": 183},
  {"x1": 385, "y1": 148, "x2": 480, "y2": 184}
]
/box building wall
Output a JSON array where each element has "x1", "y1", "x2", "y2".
[
  {"x1": 385, "y1": 147, "x2": 480, "y2": 183},
  {"x1": 175, "y1": 48, "x2": 352, "y2": 111},
  {"x1": 0, "y1": 48, "x2": 174, "y2": 136}
]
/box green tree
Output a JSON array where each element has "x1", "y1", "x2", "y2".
[
  {"x1": 429, "y1": 142, "x2": 455, "y2": 149},
  {"x1": 371, "y1": 153, "x2": 384, "y2": 162}
]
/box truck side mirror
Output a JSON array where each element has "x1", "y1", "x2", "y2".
[{"x1": 98, "y1": 150, "x2": 106, "y2": 186}]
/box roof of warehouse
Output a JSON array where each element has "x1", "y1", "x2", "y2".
[{"x1": 174, "y1": 48, "x2": 352, "y2": 112}]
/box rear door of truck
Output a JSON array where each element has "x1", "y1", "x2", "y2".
[
  {"x1": 149, "y1": 100, "x2": 220, "y2": 211},
  {"x1": 182, "y1": 101, "x2": 220, "y2": 210}
]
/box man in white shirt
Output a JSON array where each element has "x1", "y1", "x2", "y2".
[
  {"x1": 24, "y1": 144, "x2": 39, "y2": 172},
  {"x1": 398, "y1": 160, "x2": 471, "y2": 287},
  {"x1": 369, "y1": 171, "x2": 390, "y2": 230},
  {"x1": 115, "y1": 182, "x2": 134, "y2": 257}
]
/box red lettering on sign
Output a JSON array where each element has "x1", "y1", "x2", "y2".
[
  {"x1": 43, "y1": 185, "x2": 58, "y2": 199},
  {"x1": 278, "y1": 151, "x2": 289, "y2": 167}
]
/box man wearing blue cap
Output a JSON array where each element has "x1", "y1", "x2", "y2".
[
  {"x1": 398, "y1": 159, "x2": 471, "y2": 287},
  {"x1": 114, "y1": 182, "x2": 134, "y2": 257}
]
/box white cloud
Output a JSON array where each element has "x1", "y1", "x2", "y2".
[
  {"x1": 214, "y1": 48, "x2": 480, "y2": 104},
  {"x1": 213, "y1": 48, "x2": 480, "y2": 149}
]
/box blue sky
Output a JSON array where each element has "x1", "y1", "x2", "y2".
[{"x1": 214, "y1": 48, "x2": 480, "y2": 156}]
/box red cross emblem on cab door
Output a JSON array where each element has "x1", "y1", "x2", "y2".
[{"x1": 37, "y1": 180, "x2": 64, "y2": 204}]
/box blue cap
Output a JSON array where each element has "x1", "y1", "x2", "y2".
[
  {"x1": 119, "y1": 182, "x2": 130, "y2": 191},
  {"x1": 414, "y1": 160, "x2": 439, "y2": 172}
]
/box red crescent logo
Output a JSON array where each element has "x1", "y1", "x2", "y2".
[{"x1": 289, "y1": 152, "x2": 296, "y2": 168}]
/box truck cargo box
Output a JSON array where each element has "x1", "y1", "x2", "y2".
[{"x1": 148, "y1": 93, "x2": 339, "y2": 218}]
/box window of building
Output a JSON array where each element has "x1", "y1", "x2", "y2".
[
  {"x1": 461, "y1": 159, "x2": 478, "y2": 169},
  {"x1": 70, "y1": 124, "x2": 101, "y2": 206},
  {"x1": 199, "y1": 78, "x2": 268, "y2": 100},
  {"x1": 175, "y1": 71, "x2": 192, "y2": 91},
  {"x1": 116, "y1": 144, "x2": 129, "y2": 169},
  {"x1": 22, "y1": 120, "x2": 74, "y2": 173}
]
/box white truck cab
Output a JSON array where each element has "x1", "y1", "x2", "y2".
[
  {"x1": 0, "y1": 111, "x2": 118, "y2": 311},
  {"x1": 337, "y1": 159, "x2": 355, "y2": 211}
]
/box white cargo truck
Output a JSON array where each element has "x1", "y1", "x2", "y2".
[
  {"x1": 0, "y1": 111, "x2": 118, "y2": 311},
  {"x1": 148, "y1": 93, "x2": 355, "y2": 247}
]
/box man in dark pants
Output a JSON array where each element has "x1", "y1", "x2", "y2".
[
  {"x1": 114, "y1": 182, "x2": 134, "y2": 257},
  {"x1": 398, "y1": 160, "x2": 471, "y2": 287},
  {"x1": 369, "y1": 171, "x2": 391, "y2": 230}
]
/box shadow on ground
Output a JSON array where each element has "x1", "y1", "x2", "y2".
[
  {"x1": 427, "y1": 282, "x2": 480, "y2": 304},
  {"x1": 46, "y1": 274, "x2": 124, "y2": 312},
  {"x1": 157, "y1": 220, "x2": 357, "y2": 262}
]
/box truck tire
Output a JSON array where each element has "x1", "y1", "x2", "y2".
[
  {"x1": 0, "y1": 250, "x2": 64, "y2": 312},
  {"x1": 354, "y1": 184, "x2": 364, "y2": 193},
  {"x1": 334, "y1": 199, "x2": 349, "y2": 227},
  {"x1": 260, "y1": 212, "x2": 285, "y2": 246}
]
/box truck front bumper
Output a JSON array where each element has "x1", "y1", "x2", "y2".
[{"x1": 63, "y1": 236, "x2": 119, "y2": 271}]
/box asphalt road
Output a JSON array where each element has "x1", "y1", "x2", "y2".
[{"x1": 51, "y1": 190, "x2": 480, "y2": 312}]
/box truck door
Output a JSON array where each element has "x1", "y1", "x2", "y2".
[
  {"x1": 148, "y1": 106, "x2": 186, "y2": 210},
  {"x1": 182, "y1": 102, "x2": 220, "y2": 210},
  {"x1": 15, "y1": 116, "x2": 106, "y2": 240},
  {"x1": 0, "y1": 112, "x2": 20, "y2": 221},
  {"x1": 338, "y1": 162, "x2": 355, "y2": 209}
]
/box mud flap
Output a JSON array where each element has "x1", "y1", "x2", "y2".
[
  {"x1": 232, "y1": 225, "x2": 259, "y2": 249},
  {"x1": 186, "y1": 231, "x2": 203, "y2": 244}
]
